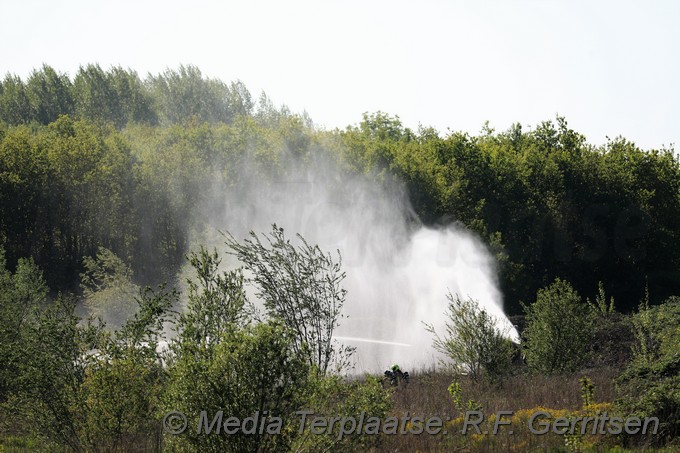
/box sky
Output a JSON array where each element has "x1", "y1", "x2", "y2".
[{"x1": 1, "y1": 0, "x2": 678, "y2": 150}]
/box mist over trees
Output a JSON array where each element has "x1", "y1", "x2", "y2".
[{"x1": 1, "y1": 64, "x2": 679, "y2": 314}]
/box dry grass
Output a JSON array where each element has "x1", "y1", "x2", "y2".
[{"x1": 376, "y1": 366, "x2": 624, "y2": 452}]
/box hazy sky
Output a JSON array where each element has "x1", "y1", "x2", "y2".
[{"x1": 1, "y1": 0, "x2": 678, "y2": 150}]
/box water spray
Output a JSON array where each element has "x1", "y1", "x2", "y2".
[
  {"x1": 201, "y1": 152, "x2": 518, "y2": 373},
  {"x1": 333, "y1": 336, "x2": 411, "y2": 348}
]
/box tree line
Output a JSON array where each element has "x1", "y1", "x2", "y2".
[
  {"x1": 0, "y1": 64, "x2": 261, "y2": 127},
  {"x1": 1, "y1": 65, "x2": 679, "y2": 315}
]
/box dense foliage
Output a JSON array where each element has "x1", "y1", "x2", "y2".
[
  {"x1": 522, "y1": 278, "x2": 596, "y2": 373},
  {"x1": 425, "y1": 294, "x2": 514, "y2": 382},
  {"x1": 2, "y1": 65, "x2": 679, "y2": 314},
  {"x1": 1, "y1": 65, "x2": 680, "y2": 450},
  {"x1": 0, "y1": 234, "x2": 392, "y2": 451},
  {"x1": 616, "y1": 297, "x2": 680, "y2": 445}
]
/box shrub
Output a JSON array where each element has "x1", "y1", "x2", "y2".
[
  {"x1": 224, "y1": 224, "x2": 353, "y2": 375},
  {"x1": 165, "y1": 246, "x2": 311, "y2": 451},
  {"x1": 4, "y1": 282, "x2": 173, "y2": 451},
  {"x1": 522, "y1": 278, "x2": 595, "y2": 374},
  {"x1": 587, "y1": 283, "x2": 634, "y2": 368},
  {"x1": 164, "y1": 321, "x2": 311, "y2": 452},
  {"x1": 293, "y1": 374, "x2": 392, "y2": 452},
  {"x1": 616, "y1": 297, "x2": 680, "y2": 446},
  {"x1": 425, "y1": 293, "x2": 514, "y2": 382},
  {"x1": 0, "y1": 252, "x2": 48, "y2": 402},
  {"x1": 165, "y1": 239, "x2": 391, "y2": 452},
  {"x1": 80, "y1": 247, "x2": 139, "y2": 328},
  {"x1": 180, "y1": 246, "x2": 250, "y2": 347},
  {"x1": 81, "y1": 357, "x2": 164, "y2": 451}
]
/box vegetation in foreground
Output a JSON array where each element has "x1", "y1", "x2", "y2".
[
  {"x1": 1, "y1": 230, "x2": 679, "y2": 451},
  {"x1": 1, "y1": 65, "x2": 679, "y2": 451},
  {"x1": 0, "y1": 228, "x2": 392, "y2": 452}
]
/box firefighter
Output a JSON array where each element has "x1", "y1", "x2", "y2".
[{"x1": 385, "y1": 364, "x2": 410, "y2": 386}]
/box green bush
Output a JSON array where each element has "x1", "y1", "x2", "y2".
[
  {"x1": 164, "y1": 239, "x2": 391, "y2": 452},
  {"x1": 0, "y1": 251, "x2": 48, "y2": 402},
  {"x1": 2, "y1": 280, "x2": 173, "y2": 451},
  {"x1": 225, "y1": 225, "x2": 354, "y2": 375},
  {"x1": 587, "y1": 283, "x2": 634, "y2": 368},
  {"x1": 165, "y1": 321, "x2": 311, "y2": 452},
  {"x1": 425, "y1": 293, "x2": 514, "y2": 382},
  {"x1": 522, "y1": 278, "x2": 595, "y2": 374},
  {"x1": 164, "y1": 243, "x2": 309, "y2": 451},
  {"x1": 81, "y1": 357, "x2": 164, "y2": 451},
  {"x1": 80, "y1": 247, "x2": 140, "y2": 328},
  {"x1": 293, "y1": 374, "x2": 392, "y2": 452},
  {"x1": 616, "y1": 297, "x2": 680, "y2": 446}
]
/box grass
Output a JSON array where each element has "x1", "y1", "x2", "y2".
[{"x1": 377, "y1": 366, "x2": 633, "y2": 452}]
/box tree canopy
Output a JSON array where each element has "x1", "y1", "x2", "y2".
[{"x1": 1, "y1": 65, "x2": 679, "y2": 315}]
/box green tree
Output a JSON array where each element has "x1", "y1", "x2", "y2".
[
  {"x1": 522, "y1": 278, "x2": 596, "y2": 373},
  {"x1": 424, "y1": 293, "x2": 514, "y2": 382},
  {"x1": 79, "y1": 285, "x2": 174, "y2": 451},
  {"x1": 0, "y1": 74, "x2": 33, "y2": 125},
  {"x1": 6, "y1": 284, "x2": 174, "y2": 451},
  {"x1": 43, "y1": 116, "x2": 136, "y2": 287},
  {"x1": 164, "y1": 244, "x2": 310, "y2": 451},
  {"x1": 0, "y1": 124, "x2": 52, "y2": 270},
  {"x1": 224, "y1": 225, "x2": 353, "y2": 375},
  {"x1": 80, "y1": 247, "x2": 139, "y2": 328},
  {"x1": 80, "y1": 356, "x2": 163, "y2": 451},
  {"x1": 72, "y1": 64, "x2": 120, "y2": 124},
  {"x1": 179, "y1": 246, "x2": 250, "y2": 348},
  {"x1": 227, "y1": 80, "x2": 254, "y2": 117},
  {"x1": 107, "y1": 66, "x2": 157, "y2": 126},
  {"x1": 147, "y1": 65, "x2": 234, "y2": 124},
  {"x1": 8, "y1": 294, "x2": 103, "y2": 451},
  {"x1": 25, "y1": 65, "x2": 74, "y2": 124},
  {"x1": 0, "y1": 251, "x2": 48, "y2": 402}
]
